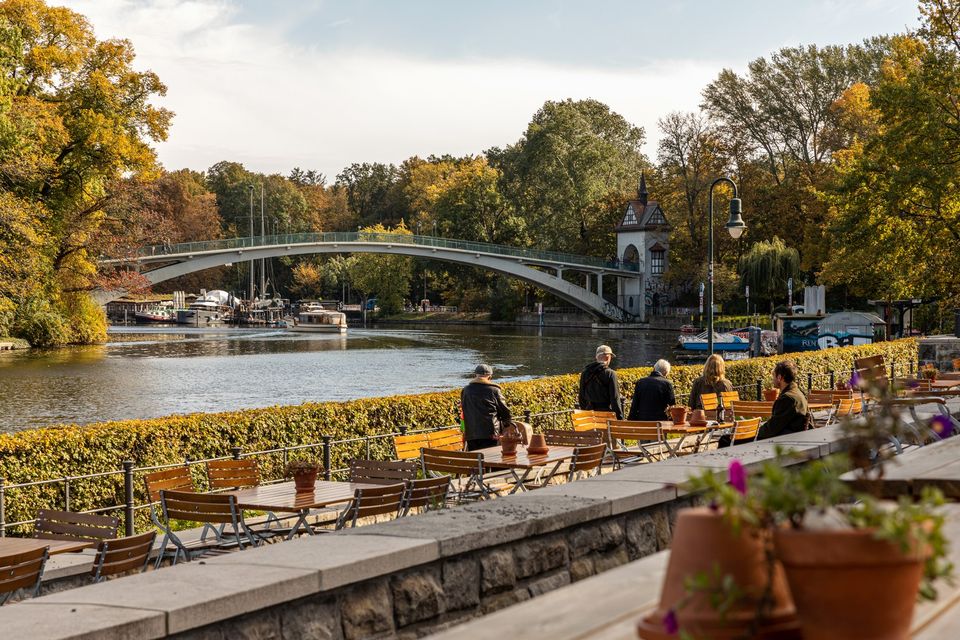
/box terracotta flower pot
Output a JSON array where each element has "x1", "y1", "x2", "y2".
[
  {"x1": 293, "y1": 469, "x2": 318, "y2": 492},
  {"x1": 636, "y1": 507, "x2": 799, "y2": 639},
  {"x1": 774, "y1": 528, "x2": 925, "y2": 640},
  {"x1": 689, "y1": 409, "x2": 707, "y2": 425},
  {"x1": 526, "y1": 433, "x2": 549, "y2": 455},
  {"x1": 668, "y1": 406, "x2": 689, "y2": 425},
  {"x1": 763, "y1": 388, "x2": 780, "y2": 401},
  {"x1": 500, "y1": 437, "x2": 519, "y2": 456}
]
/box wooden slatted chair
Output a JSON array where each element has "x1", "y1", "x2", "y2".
[
  {"x1": 855, "y1": 354, "x2": 888, "y2": 388},
  {"x1": 144, "y1": 466, "x2": 202, "y2": 567},
  {"x1": 349, "y1": 459, "x2": 419, "y2": 484},
  {"x1": 567, "y1": 443, "x2": 607, "y2": 481},
  {"x1": 731, "y1": 401, "x2": 774, "y2": 420},
  {"x1": 159, "y1": 490, "x2": 255, "y2": 565},
  {"x1": 723, "y1": 417, "x2": 762, "y2": 447},
  {"x1": 571, "y1": 410, "x2": 617, "y2": 432},
  {"x1": 394, "y1": 431, "x2": 433, "y2": 460},
  {"x1": 701, "y1": 391, "x2": 741, "y2": 412},
  {"x1": 429, "y1": 427, "x2": 465, "y2": 451},
  {"x1": 0, "y1": 547, "x2": 47, "y2": 605},
  {"x1": 34, "y1": 509, "x2": 118, "y2": 543},
  {"x1": 420, "y1": 448, "x2": 504, "y2": 501},
  {"x1": 893, "y1": 377, "x2": 932, "y2": 393},
  {"x1": 332, "y1": 483, "x2": 406, "y2": 529},
  {"x1": 542, "y1": 428, "x2": 603, "y2": 447},
  {"x1": 402, "y1": 476, "x2": 452, "y2": 515},
  {"x1": 206, "y1": 459, "x2": 261, "y2": 490},
  {"x1": 605, "y1": 420, "x2": 670, "y2": 466},
  {"x1": 90, "y1": 530, "x2": 157, "y2": 583}
]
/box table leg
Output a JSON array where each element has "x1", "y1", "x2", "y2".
[{"x1": 285, "y1": 511, "x2": 312, "y2": 540}]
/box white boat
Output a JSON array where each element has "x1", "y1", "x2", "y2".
[
  {"x1": 289, "y1": 303, "x2": 347, "y2": 334},
  {"x1": 135, "y1": 302, "x2": 176, "y2": 323},
  {"x1": 177, "y1": 290, "x2": 236, "y2": 326},
  {"x1": 677, "y1": 330, "x2": 750, "y2": 352}
]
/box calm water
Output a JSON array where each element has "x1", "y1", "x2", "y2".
[{"x1": 0, "y1": 324, "x2": 675, "y2": 432}]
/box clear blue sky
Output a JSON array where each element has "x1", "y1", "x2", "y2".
[{"x1": 62, "y1": 0, "x2": 919, "y2": 178}]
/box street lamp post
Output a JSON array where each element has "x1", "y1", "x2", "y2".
[{"x1": 707, "y1": 177, "x2": 746, "y2": 355}]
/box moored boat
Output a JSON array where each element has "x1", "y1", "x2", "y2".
[
  {"x1": 677, "y1": 330, "x2": 750, "y2": 352},
  {"x1": 289, "y1": 302, "x2": 347, "y2": 334}
]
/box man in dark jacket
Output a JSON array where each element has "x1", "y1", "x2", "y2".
[
  {"x1": 461, "y1": 364, "x2": 513, "y2": 451},
  {"x1": 578, "y1": 345, "x2": 623, "y2": 419},
  {"x1": 757, "y1": 360, "x2": 809, "y2": 440},
  {"x1": 628, "y1": 359, "x2": 676, "y2": 421}
]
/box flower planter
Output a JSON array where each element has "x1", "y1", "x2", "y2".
[
  {"x1": 774, "y1": 528, "x2": 926, "y2": 640},
  {"x1": 763, "y1": 388, "x2": 780, "y2": 401},
  {"x1": 637, "y1": 507, "x2": 799, "y2": 639},
  {"x1": 668, "y1": 406, "x2": 689, "y2": 425},
  {"x1": 526, "y1": 433, "x2": 549, "y2": 455},
  {"x1": 293, "y1": 469, "x2": 318, "y2": 492}
]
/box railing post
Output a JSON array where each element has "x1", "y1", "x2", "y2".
[
  {"x1": 807, "y1": 372, "x2": 813, "y2": 391},
  {"x1": 0, "y1": 477, "x2": 5, "y2": 537},
  {"x1": 231, "y1": 447, "x2": 242, "y2": 460},
  {"x1": 64, "y1": 479, "x2": 71, "y2": 512},
  {"x1": 524, "y1": 410, "x2": 532, "y2": 426},
  {"x1": 829, "y1": 370, "x2": 835, "y2": 390},
  {"x1": 365, "y1": 436, "x2": 371, "y2": 460},
  {"x1": 910, "y1": 361, "x2": 915, "y2": 376},
  {"x1": 123, "y1": 460, "x2": 135, "y2": 536},
  {"x1": 322, "y1": 435, "x2": 332, "y2": 481},
  {"x1": 755, "y1": 379, "x2": 762, "y2": 401},
  {"x1": 890, "y1": 362, "x2": 896, "y2": 381},
  {"x1": 398, "y1": 425, "x2": 408, "y2": 436}
]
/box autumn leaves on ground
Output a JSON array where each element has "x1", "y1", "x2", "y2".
[{"x1": 2, "y1": 0, "x2": 959, "y2": 347}]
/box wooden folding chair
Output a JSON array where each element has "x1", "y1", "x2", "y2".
[
  {"x1": 402, "y1": 476, "x2": 452, "y2": 515},
  {"x1": 349, "y1": 459, "x2": 419, "y2": 484},
  {"x1": 571, "y1": 410, "x2": 616, "y2": 432},
  {"x1": 34, "y1": 509, "x2": 118, "y2": 543},
  {"x1": 428, "y1": 427, "x2": 465, "y2": 451},
  {"x1": 725, "y1": 417, "x2": 762, "y2": 446},
  {"x1": 700, "y1": 392, "x2": 719, "y2": 413},
  {"x1": 206, "y1": 459, "x2": 261, "y2": 490},
  {"x1": 0, "y1": 547, "x2": 47, "y2": 605},
  {"x1": 144, "y1": 466, "x2": 202, "y2": 567},
  {"x1": 159, "y1": 490, "x2": 256, "y2": 565},
  {"x1": 731, "y1": 401, "x2": 774, "y2": 420},
  {"x1": 855, "y1": 354, "x2": 888, "y2": 387},
  {"x1": 542, "y1": 428, "x2": 603, "y2": 447},
  {"x1": 332, "y1": 483, "x2": 406, "y2": 529},
  {"x1": 567, "y1": 443, "x2": 607, "y2": 481},
  {"x1": 420, "y1": 448, "x2": 503, "y2": 501},
  {"x1": 394, "y1": 431, "x2": 435, "y2": 460},
  {"x1": 90, "y1": 530, "x2": 157, "y2": 583},
  {"x1": 605, "y1": 420, "x2": 670, "y2": 466}
]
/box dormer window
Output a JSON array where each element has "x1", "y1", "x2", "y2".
[
  {"x1": 648, "y1": 207, "x2": 666, "y2": 225},
  {"x1": 622, "y1": 205, "x2": 638, "y2": 226}
]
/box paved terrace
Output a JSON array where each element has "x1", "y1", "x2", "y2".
[{"x1": 0, "y1": 400, "x2": 956, "y2": 639}]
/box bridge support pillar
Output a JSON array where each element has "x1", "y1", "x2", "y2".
[
  {"x1": 582, "y1": 273, "x2": 591, "y2": 293},
  {"x1": 598, "y1": 273, "x2": 603, "y2": 298},
  {"x1": 556, "y1": 268, "x2": 563, "y2": 279}
]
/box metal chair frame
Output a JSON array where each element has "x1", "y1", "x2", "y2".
[{"x1": 91, "y1": 530, "x2": 157, "y2": 583}]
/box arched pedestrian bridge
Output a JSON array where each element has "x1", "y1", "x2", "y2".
[{"x1": 97, "y1": 232, "x2": 642, "y2": 322}]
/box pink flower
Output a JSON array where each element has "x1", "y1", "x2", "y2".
[
  {"x1": 930, "y1": 414, "x2": 953, "y2": 438},
  {"x1": 728, "y1": 460, "x2": 747, "y2": 495},
  {"x1": 663, "y1": 609, "x2": 679, "y2": 635},
  {"x1": 847, "y1": 371, "x2": 862, "y2": 389}
]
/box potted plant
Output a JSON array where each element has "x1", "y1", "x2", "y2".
[
  {"x1": 499, "y1": 422, "x2": 522, "y2": 456},
  {"x1": 285, "y1": 459, "x2": 321, "y2": 492},
  {"x1": 921, "y1": 363, "x2": 939, "y2": 380},
  {"x1": 667, "y1": 405, "x2": 689, "y2": 426},
  {"x1": 665, "y1": 376, "x2": 953, "y2": 640},
  {"x1": 762, "y1": 386, "x2": 780, "y2": 401}
]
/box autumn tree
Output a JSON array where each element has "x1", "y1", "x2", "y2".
[{"x1": 0, "y1": 0, "x2": 171, "y2": 344}]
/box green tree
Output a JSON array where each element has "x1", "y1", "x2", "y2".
[
  {"x1": 347, "y1": 223, "x2": 414, "y2": 313},
  {"x1": 489, "y1": 99, "x2": 647, "y2": 254},
  {"x1": 335, "y1": 162, "x2": 408, "y2": 227},
  {"x1": 740, "y1": 237, "x2": 801, "y2": 312}
]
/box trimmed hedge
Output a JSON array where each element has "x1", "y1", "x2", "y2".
[{"x1": 0, "y1": 339, "x2": 917, "y2": 531}]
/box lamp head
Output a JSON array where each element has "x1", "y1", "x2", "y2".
[{"x1": 725, "y1": 198, "x2": 746, "y2": 239}]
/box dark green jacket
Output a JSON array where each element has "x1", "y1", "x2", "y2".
[{"x1": 757, "y1": 382, "x2": 808, "y2": 440}]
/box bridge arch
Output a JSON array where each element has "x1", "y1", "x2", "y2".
[{"x1": 97, "y1": 234, "x2": 641, "y2": 322}]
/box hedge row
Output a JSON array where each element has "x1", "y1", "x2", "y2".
[{"x1": 0, "y1": 339, "x2": 918, "y2": 531}]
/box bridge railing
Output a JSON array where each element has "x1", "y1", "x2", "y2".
[{"x1": 133, "y1": 232, "x2": 640, "y2": 273}]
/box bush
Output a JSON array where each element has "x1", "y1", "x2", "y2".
[{"x1": 0, "y1": 339, "x2": 917, "y2": 532}]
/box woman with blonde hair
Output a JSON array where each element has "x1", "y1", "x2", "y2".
[{"x1": 688, "y1": 353, "x2": 734, "y2": 410}]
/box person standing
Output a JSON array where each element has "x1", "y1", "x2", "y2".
[
  {"x1": 461, "y1": 364, "x2": 513, "y2": 451},
  {"x1": 627, "y1": 359, "x2": 676, "y2": 421},
  {"x1": 578, "y1": 345, "x2": 623, "y2": 419},
  {"x1": 688, "y1": 354, "x2": 735, "y2": 410},
  {"x1": 757, "y1": 360, "x2": 810, "y2": 440}
]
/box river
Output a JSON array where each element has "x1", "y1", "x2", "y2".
[{"x1": 0, "y1": 324, "x2": 677, "y2": 432}]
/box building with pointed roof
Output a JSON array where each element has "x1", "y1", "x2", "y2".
[{"x1": 616, "y1": 172, "x2": 671, "y2": 318}]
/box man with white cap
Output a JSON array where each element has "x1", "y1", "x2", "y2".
[
  {"x1": 460, "y1": 364, "x2": 513, "y2": 451},
  {"x1": 577, "y1": 345, "x2": 623, "y2": 419}
]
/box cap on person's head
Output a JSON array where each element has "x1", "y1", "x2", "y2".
[
  {"x1": 596, "y1": 345, "x2": 615, "y2": 358},
  {"x1": 474, "y1": 364, "x2": 493, "y2": 377}
]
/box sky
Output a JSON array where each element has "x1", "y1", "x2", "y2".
[{"x1": 58, "y1": 0, "x2": 920, "y2": 181}]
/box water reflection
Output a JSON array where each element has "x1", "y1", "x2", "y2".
[{"x1": 0, "y1": 325, "x2": 675, "y2": 432}]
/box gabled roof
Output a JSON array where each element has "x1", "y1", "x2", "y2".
[{"x1": 617, "y1": 200, "x2": 671, "y2": 231}]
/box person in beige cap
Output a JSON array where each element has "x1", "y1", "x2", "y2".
[{"x1": 577, "y1": 345, "x2": 623, "y2": 419}]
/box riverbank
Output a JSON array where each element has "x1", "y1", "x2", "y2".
[
  {"x1": 0, "y1": 337, "x2": 30, "y2": 350},
  {"x1": 0, "y1": 339, "x2": 918, "y2": 532}
]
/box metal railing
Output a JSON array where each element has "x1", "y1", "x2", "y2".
[
  {"x1": 0, "y1": 409, "x2": 571, "y2": 538},
  {"x1": 103, "y1": 232, "x2": 640, "y2": 273}
]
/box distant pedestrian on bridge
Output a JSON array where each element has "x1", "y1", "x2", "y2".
[
  {"x1": 578, "y1": 345, "x2": 623, "y2": 419},
  {"x1": 461, "y1": 364, "x2": 513, "y2": 451}
]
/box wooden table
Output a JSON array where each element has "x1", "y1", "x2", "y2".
[
  {"x1": 841, "y1": 436, "x2": 960, "y2": 499},
  {"x1": 477, "y1": 446, "x2": 577, "y2": 493},
  {"x1": 0, "y1": 538, "x2": 95, "y2": 556},
  {"x1": 932, "y1": 379, "x2": 960, "y2": 390},
  {"x1": 661, "y1": 421, "x2": 735, "y2": 455},
  {"x1": 228, "y1": 480, "x2": 382, "y2": 538}
]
